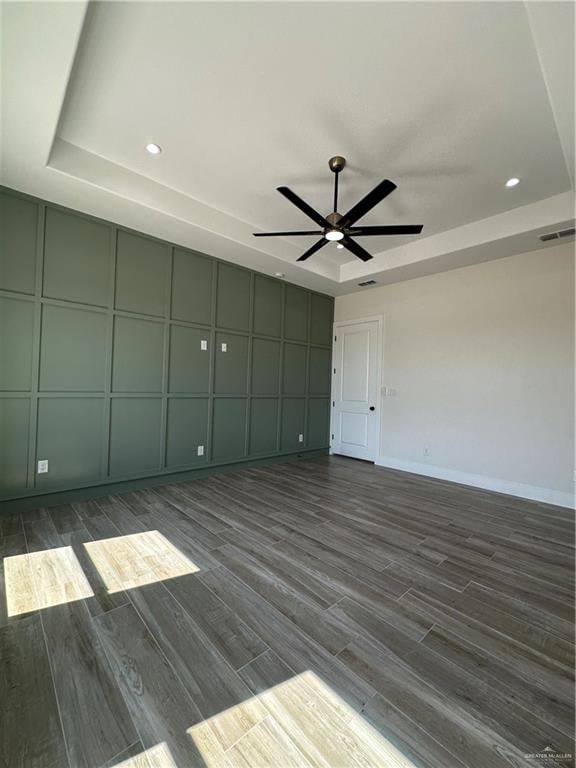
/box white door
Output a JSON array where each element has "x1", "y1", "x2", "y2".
[{"x1": 331, "y1": 319, "x2": 380, "y2": 461}]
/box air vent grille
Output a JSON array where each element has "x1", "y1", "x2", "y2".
[
  {"x1": 539, "y1": 227, "x2": 575, "y2": 242},
  {"x1": 358, "y1": 279, "x2": 377, "y2": 287}
]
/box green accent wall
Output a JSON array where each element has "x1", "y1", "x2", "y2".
[{"x1": 0, "y1": 186, "x2": 334, "y2": 504}]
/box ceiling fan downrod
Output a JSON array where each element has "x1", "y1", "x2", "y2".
[{"x1": 328, "y1": 155, "x2": 346, "y2": 215}]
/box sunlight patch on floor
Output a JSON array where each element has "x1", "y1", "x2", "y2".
[
  {"x1": 4, "y1": 546, "x2": 94, "y2": 616},
  {"x1": 84, "y1": 530, "x2": 199, "y2": 593},
  {"x1": 188, "y1": 670, "x2": 417, "y2": 768}
]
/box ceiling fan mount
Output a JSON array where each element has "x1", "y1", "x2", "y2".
[
  {"x1": 328, "y1": 155, "x2": 346, "y2": 174},
  {"x1": 253, "y1": 156, "x2": 423, "y2": 262}
]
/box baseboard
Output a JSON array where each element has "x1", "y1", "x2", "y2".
[
  {"x1": 375, "y1": 456, "x2": 575, "y2": 509},
  {"x1": 0, "y1": 449, "x2": 328, "y2": 515}
]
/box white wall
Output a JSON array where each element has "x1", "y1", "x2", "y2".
[{"x1": 334, "y1": 243, "x2": 575, "y2": 507}]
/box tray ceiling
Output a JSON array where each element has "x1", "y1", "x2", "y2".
[{"x1": 1, "y1": 1, "x2": 573, "y2": 295}]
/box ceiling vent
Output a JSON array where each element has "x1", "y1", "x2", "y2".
[
  {"x1": 358, "y1": 279, "x2": 377, "y2": 287},
  {"x1": 539, "y1": 227, "x2": 575, "y2": 242}
]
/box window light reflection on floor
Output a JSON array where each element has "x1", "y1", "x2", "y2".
[
  {"x1": 3, "y1": 537, "x2": 416, "y2": 766},
  {"x1": 4, "y1": 546, "x2": 94, "y2": 616},
  {"x1": 4, "y1": 530, "x2": 198, "y2": 617},
  {"x1": 188, "y1": 671, "x2": 417, "y2": 768},
  {"x1": 83, "y1": 530, "x2": 199, "y2": 594},
  {"x1": 109, "y1": 671, "x2": 417, "y2": 767}
]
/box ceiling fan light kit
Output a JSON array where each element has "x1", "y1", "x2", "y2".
[{"x1": 254, "y1": 156, "x2": 423, "y2": 262}]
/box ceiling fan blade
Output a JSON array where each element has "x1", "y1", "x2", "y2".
[
  {"x1": 297, "y1": 238, "x2": 328, "y2": 262},
  {"x1": 339, "y1": 179, "x2": 397, "y2": 228},
  {"x1": 342, "y1": 237, "x2": 373, "y2": 262},
  {"x1": 253, "y1": 230, "x2": 322, "y2": 237},
  {"x1": 348, "y1": 224, "x2": 423, "y2": 236},
  {"x1": 277, "y1": 187, "x2": 330, "y2": 229}
]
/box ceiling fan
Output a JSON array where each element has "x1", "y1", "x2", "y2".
[{"x1": 253, "y1": 156, "x2": 423, "y2": 262}]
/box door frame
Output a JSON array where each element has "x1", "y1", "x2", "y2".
[{"x1": 330, "y1": 314, "x2": 384, "y2": 460}]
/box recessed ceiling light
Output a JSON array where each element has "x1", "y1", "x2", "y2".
[
  {"x1": 325, "y1": 229, "x2": 344, "y2": 241},
  {"x1": 146, "y1": 143, "x2": 162, "y2": 155},
  {"x1": 505, "y1": 177, "x2": 520, "y2": 187},
  {"x1": 336, "y1": 243, "x2": 344, "y2": 249},
  {"x1": 273, "y1": 272, "x2": 285, "y2": 278}
]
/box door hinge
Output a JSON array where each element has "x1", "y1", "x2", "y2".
[
  {"x1": 333, "y1": 368, "x2": 336, "y2": 374},
  {"x1": 331, "y1": 434, "x2": 334, "y2": 440},
  {"x1": 334, "y1": 335, "x2": 337, "y2": 342},
  {"x1": 332, "y1": 401, "x2": 335, "y2": 407}
]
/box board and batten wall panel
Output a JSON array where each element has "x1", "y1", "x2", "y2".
[{"x1": 0, "y1": 187, "x2": 333, "y2": 502}]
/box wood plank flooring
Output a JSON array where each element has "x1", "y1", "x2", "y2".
[{"x1": 1, "y1": 456, "x2": 574, "y2": 768}]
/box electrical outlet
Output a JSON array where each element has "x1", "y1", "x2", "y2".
[
  {"x1": 201, "y1": 340, "x2": 207, "y2": 351},
  {"x1": 197, "y1": 445, "x2": 204, "y2": 456},
  {"x1": 221, "y1": 343, "x2": 227, "y2": 352},
  {"x1": 423, "y1": 445, "x2": 431, "y2": 458},
  {"x1": 37, "y1": 459, "x2": 49, "y2": 474},
  {"x1": 298, "y1": 434, "x2": 304, "y2": 443}
]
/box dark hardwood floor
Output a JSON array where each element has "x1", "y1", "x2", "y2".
[{"x1": 1, "y1": 456, "x2": 574, "y2": 768}]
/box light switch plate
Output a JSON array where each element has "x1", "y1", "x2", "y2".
[
  {"x1": 201, "y1": 340, "x2": 208, "y2": 351},
  {"x1": 37, "y1": 459, "x2": 49, "y2": 474},
  {"x1": 221, "y1": 342, "x2": 227, "y2": 352},
  {"x1": 197, "y1": 445, "x2": 204, "y2": 456}
]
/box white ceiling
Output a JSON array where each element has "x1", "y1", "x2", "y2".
[{"x1": 1, "y1": 1, "x2": 574, "y2": 295}]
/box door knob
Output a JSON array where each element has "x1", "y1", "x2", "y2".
[{"x1": 369, "y1": 406, "x2": 375, "y2": 411}]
